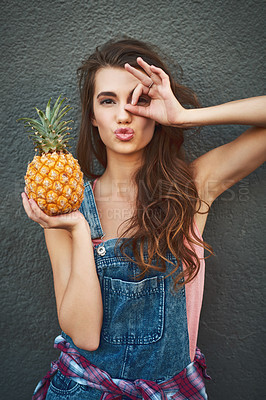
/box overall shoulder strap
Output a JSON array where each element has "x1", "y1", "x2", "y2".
[{"x1": 79, "y1": 181, "x2": 104, "y2": 239}]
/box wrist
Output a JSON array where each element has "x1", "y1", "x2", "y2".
[
  {"x1": 173, "y1": 108, "x2": 209, "y2": 128},
  {"x1": 172, "y1": 108, "x2": 194, "y2": 128},
  {"x1": 71, "y1": 218, "x2": 91, "y2": 237}
]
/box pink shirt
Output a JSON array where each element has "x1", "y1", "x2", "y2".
[
  {"x1": 184, "y1": 225, "x2": 205, "y2": 361},
  {"x1": 92, "y1": 179, "x2": 204, "y2": 362}
]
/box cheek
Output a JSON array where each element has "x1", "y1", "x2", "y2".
[
  {"x1": 142, "y1": 120, "x2": 156, "y2": 140},
  {"x1": 92, "y1": 111, "x2": 108, "y2": 131},
  {"x1": 91, "y1": 101, "x2": 106, "y2": 128}
]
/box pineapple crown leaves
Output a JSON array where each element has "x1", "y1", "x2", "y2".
[{"x1": 18, "y1": 95, "x2": 74, "y2": 154}]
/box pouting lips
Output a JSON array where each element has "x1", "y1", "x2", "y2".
[{"x1": 114, "y1": 128, "x2": 134, "y2": 141}]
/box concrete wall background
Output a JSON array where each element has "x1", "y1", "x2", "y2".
[{"x1": 1, "y1": 0, "x2": 265, "y2": 398}]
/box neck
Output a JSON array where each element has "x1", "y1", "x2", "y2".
[{"x1": 98, "y1": 151, "x2": 143, "y2": 198}]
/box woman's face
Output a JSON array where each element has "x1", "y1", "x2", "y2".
[{"x1": 92, "y1": 67, "x2": 156, "y2": 159}]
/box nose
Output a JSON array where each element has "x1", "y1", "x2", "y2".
[{"x1": 116, "y1": 103, "x2": 132, "y2": 124}]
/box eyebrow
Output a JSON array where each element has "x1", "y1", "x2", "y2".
[
  {"x1": 97, "y1": 91, "x2": 116, "y2": 99},
  {"x1": 96, "y1": 87, "x2": 137, "y2": 99}
]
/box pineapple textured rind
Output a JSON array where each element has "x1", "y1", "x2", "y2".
[{"x1": 25, "y1": 152, "x2": 84, "y2": 216}]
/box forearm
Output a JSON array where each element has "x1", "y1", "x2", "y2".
[
  {"x1": 59, "y1": 222, "x2": 103, "y2": 351},
  {"x1": 178, "y1": 96, "x2": 266, "y2": 128}
]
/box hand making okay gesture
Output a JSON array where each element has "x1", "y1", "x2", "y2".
[{"x1": 124, "y1": 57, "x2": 185, "y2": 127}]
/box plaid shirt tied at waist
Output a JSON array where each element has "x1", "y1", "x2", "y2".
[{"x1": 32, "y1": 335, "x2": 211, "y2": 400}]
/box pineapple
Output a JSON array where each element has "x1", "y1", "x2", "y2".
[{"x1": 19, "y1": 95, "x2": 84, "y2": 216}]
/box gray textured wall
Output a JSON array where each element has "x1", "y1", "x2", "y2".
[{"x1": 1, "y1": 0, "x2": 265, "y2": 399}]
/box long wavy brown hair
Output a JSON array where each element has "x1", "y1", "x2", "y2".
[{"x1": 77, "y1": 38, "x2": 212, "y2": 288}]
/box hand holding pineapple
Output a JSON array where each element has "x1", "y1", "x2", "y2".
[
  {"x1": 21, "y1": 192, "x2": 88, "y2": 231},
  {"x1": 20, "y1": 95, "x2": 84, "y2": 221}
]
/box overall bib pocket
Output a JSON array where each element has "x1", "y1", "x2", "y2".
[{"x1": 102, "y1": 275, "x2": 165, "y2": 345}]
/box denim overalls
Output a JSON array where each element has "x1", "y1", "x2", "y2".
[{"x1": 46, "y1": 181, "x2": 196, "y2": 399}]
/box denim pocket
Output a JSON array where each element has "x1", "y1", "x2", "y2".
[
  {"x1": 102, "y1": 275, "x2": 165, "y2": 345},
  {"x1": 49, "y1": 370, "x2": 80, "y2": 395}
]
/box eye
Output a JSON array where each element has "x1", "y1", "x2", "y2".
[
  {"x1": 137, "y1": 96, "x2": 150, "y2": 106},
  {"x1": 100, "y1": 98, "x2": 115, "y2": 105}
]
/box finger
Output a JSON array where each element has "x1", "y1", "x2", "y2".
[
  {"x1": 21, "y1": 192, "x2": 35, "y2": 217},
  {"x1": 21, "y1": 193, "x2": 47, "y2": 227},
  {"x1": 28, "y1": 198, "x2": 48, "y2": 223},
  {"x1": 136, "y1": 57, "x2": 153, "y2": 77},
  {"x1": 124, "y1": 103, "x2": 150, "y2": 118},
  {"x1": 124, "y1": 63, "x2": 152, "y2": 87},
  {"x1": 150, "y1": 65, "x2": 170, "y2": 86},
  {"x1": 136, "y1": 58, "x2": 162, "y2": 85},
  {"x1": 131, "y1": 83, "x2": 146, "y2": 106}
]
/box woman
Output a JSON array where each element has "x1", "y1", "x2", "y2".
[{"x1": 22, "y1": 38, "x2": 266, "y2": 399}]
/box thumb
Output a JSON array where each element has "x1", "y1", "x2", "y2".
[{"x1": 124, "y1": 104, "x2": 150, "y2": 118}]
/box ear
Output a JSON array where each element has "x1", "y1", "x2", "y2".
[{"x1": 91, "y1": 113, "x2": 98, "y2": 127}]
